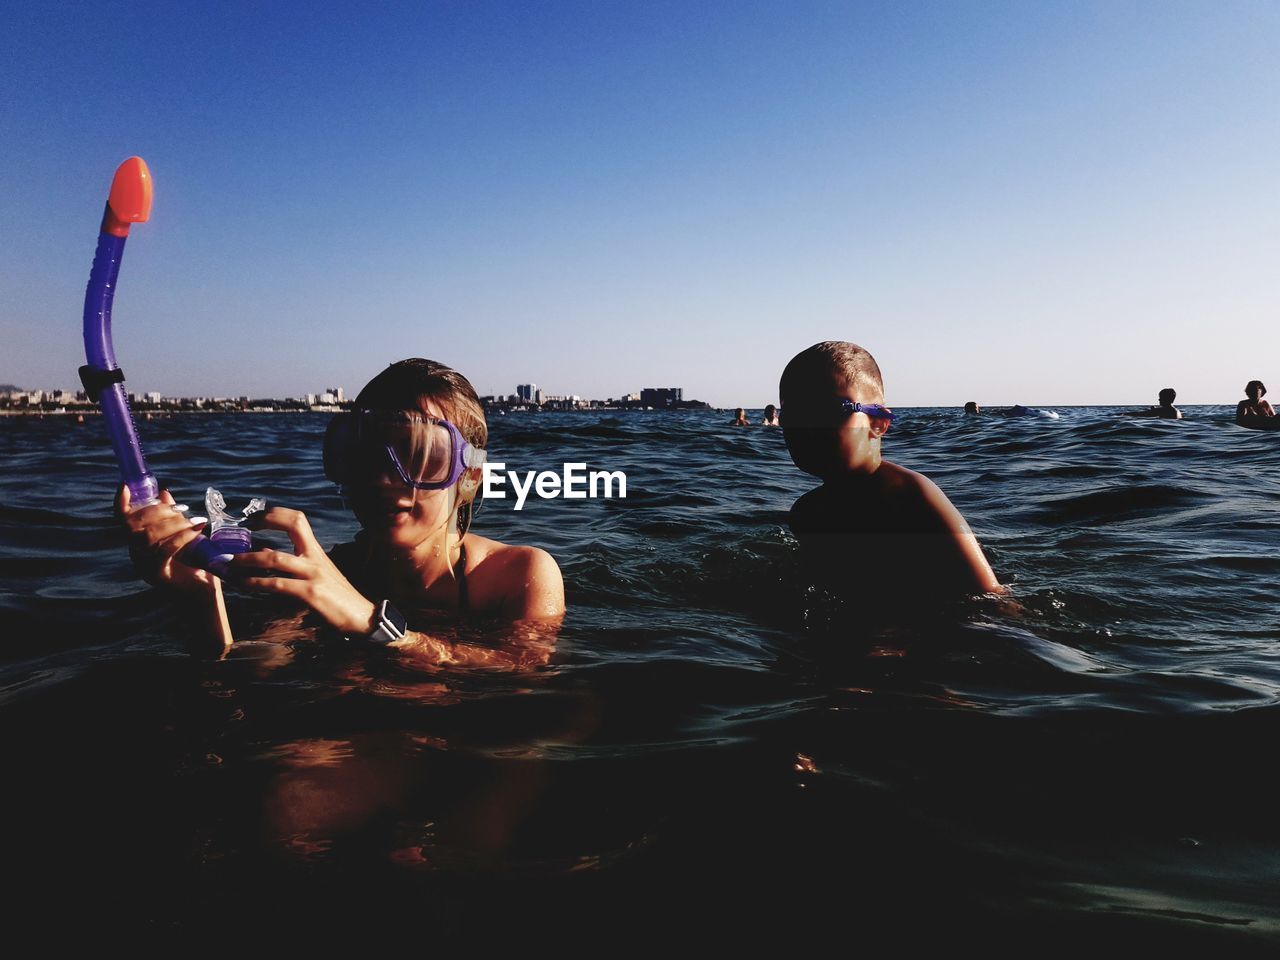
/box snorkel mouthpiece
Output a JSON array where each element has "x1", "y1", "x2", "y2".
[{"x1": 189, "y1": 488, "x2": 266, "y2": 574}]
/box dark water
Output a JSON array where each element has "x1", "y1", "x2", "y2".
[{"x1": 2, "y1": 408, "x2": 1279, "y2": 945}]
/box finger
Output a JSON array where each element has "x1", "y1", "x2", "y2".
[
  {"x1": 227, "y1": 549, "x2": 309, "y2": 577},
  {"x1": 159, "y1": 490, "x2": 198, "y2": 519},
  {"x1": 155, "y1": 525, "x2": 206, "y2": 562},
  {"x1": 233, "y1": 575, "x2": 307, "y2": 598},
  {"x1": 120, "y1": 486, "x2": 178, "y2": 519},
  {"x1": 127, "y1": 504, "x2": 203, "y2": 539},
  {"x1": 130, "y1": 524, "x2": 205, "y2": 585},
  {"x1": 126, "y1": 511, "x2": 191, "y2": 541},
  {"x1": 254, "y1": 507, "x2": 320, "y2": 557}
]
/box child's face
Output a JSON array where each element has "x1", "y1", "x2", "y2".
[
  {"x1": 782, "y1": 369, "x2": 888, "y2": 478},
  {"x1": 345, "y1": 398, "x2": 466, "y2": 551}
]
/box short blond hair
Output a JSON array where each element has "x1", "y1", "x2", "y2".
[{"x1": 780, "y1": 341, "x2": 884, "y2": 403}]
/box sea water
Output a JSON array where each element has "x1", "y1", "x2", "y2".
[{"x1": 1, "y1": 408, "x2": 1278, "y2": 943}]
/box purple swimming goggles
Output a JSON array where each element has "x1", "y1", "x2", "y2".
[
  {"x1": 324, "y1": 410, "x2": 486, "y2": 491},
  {"x1": 837, "y1": 399, "x2": 895, "y2": 422},
  {"x1": 784, "y1": 398, "x2": 896, "y2": 426}
]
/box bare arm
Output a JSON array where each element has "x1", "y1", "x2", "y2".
[
  {"x1": 390, "y1": 547, "x2": 564, "y2": 669},
  {"x1": 228, "y1": 509, "x2": 563, "y2": 670},
  {"x1": 392, "y1": 618, "x2": 560, "y2": 670},
  {"x1": 915, "y1": 475, "x2": 1005, "y2": 594}
]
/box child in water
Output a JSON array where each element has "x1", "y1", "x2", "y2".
[
  {"x1": 1236, "y1": 380, "x2": 1275, "y2": 423},
  {"x1": 119, "y1": 358, "x2": 564, "y2": 665},
  {"x1": 761, "y1": 404, "x2": 780, "y2": 426},
  {"x1": 781, "y1": 341, "x2": 1002, "y2": 597},
  {"x1": 1125, "y1": 388, "x2": 1182, "y2": 420}
]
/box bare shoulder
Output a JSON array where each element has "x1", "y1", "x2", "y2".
[
  {"x1": 878, "y1": 461, "x2": 971, "y2": 530},
  {"x1": 882, "y1": 463, "x2": 1003, "y2": 592},
  {"x1": 876, "y1": 460, "x2": 941, "y2": 501},
  {"x1": 462, "y1": 535, "x2": 566, "y2": 619},
  {"x1": 462, "y1": 534, "x2": 558, "y2": 574}
]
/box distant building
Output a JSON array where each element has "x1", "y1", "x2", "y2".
[
  {"x1": 517, "y1": 383, "x2": 538, "y2": 404},
  {"x1": 144, "y1": 392, "x2": 162, "y2": 404},
  {"x1": 640, "y1": 387, "x2": 683, "y2": 408},
  {"x1": 543, "y1": 394, "x2": 587, "y2": 410},
  {"x1": 329, "y1": 387, "x2": 344, "y2": 403}
]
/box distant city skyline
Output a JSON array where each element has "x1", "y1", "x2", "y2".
[{"x1": 3, "y1": 2, "x2": 1278, "y2": 408}]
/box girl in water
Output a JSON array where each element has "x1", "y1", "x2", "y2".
[
  {"x1": 1236, "y1": 380, "x2": 1275, "y2": 424},
  {"x1": 119, "y1": 358, "x2": 564, "y2": 665}
]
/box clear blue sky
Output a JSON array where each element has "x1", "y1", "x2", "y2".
[{"x1": 3, "y1": 1, "x2": 1277, "y2": 406}]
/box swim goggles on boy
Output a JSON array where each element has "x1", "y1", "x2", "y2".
[
  {"x1": 323, "y1": 410, "x2": 486, "y2": 491},
  {"x1": 786, "y1": 398, "x2": 896, "y2": 426},
  {"x1": 838, "y1": 399, "x2": 895, "y2": 421}
]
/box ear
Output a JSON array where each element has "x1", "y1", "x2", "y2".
[
  {"x1": 869, "y1": 415, "x2": 891, "y2": 439},
  {"x1": 458, "y1": 465, "x2": 482, "y2": 496}
]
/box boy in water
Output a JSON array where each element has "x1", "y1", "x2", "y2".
[
  {"x1": 1124, "y1": 387, "x2": 1182, "y2": 420},
  {"x1": 781, "y1": 341, "x2": 1002, "y2": 597}
]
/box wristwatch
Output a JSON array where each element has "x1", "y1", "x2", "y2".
[{"x1": 365, "y1": 599, "x2": 407, "y2": 645}]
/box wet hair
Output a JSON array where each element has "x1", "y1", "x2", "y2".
[
  {"x1": 780, "y1": 341, "x2": 884, "y2": 404},
  {"x1": 1246, "y1": 380, "x2": 1267, "y2": 398},
  {"x1": 735, "y1": 407, "x2": 746, "y2": 418},
  {"x1": 963, "y1": 401, "x2": 979, "y2": 414},
  {"x1": 353, "y1": 358, "x2": 486, "y2": 537},
  {"x1": 764, "y1": 404, "x2": 777, "y2": 417},
  {"x1": 1158, "y1": 388, "x2": 1176, "y2": 405}
]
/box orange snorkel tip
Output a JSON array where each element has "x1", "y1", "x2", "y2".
[{"x1": 102, "y1": 156, "x2": 153, "y2": 237}]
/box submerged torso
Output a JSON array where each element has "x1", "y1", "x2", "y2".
[{"x1": 789, "y1": 466, "x2": 976, "y2": 603}]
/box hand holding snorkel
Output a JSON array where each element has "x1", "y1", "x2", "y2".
[{"x1": 82, "y1": 157, "x2": 263, "y2": 578}]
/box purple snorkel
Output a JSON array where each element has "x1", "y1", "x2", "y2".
[
  {"x1": 81, "y1": 157, "x2": 261, "y2": 574},
  {"x1": 80, "y1": 157, "x2": 159, "y2": 507}
]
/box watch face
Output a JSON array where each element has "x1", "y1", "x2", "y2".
[{"x1": 382, "y1": 600, "x2": 407, "y2": 636}]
